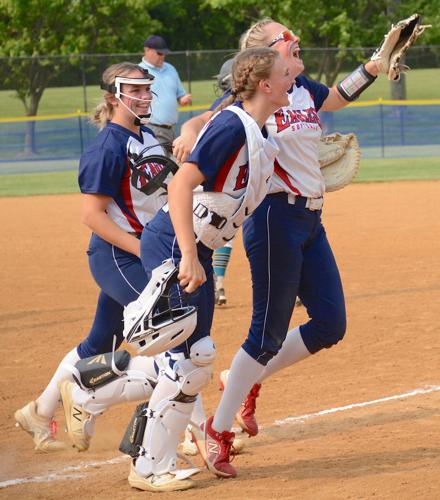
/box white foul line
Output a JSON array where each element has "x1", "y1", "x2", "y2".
[
  {"x1": 272, "y1": 384, "x2": 440, "y2": 426},
  {"x1": 0, "y1": 455, "x2": 129, "y2": 489},
  {"x1": 2, "y1": 384, "x2": 440, "y2": 489}
]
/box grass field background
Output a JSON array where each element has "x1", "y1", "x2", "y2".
[
  {"x1": 1, "y1": 157, "x2": 438, "y2": 197},
  {"x1": 1, "y1": 68, "x2": 439, "y2": 119}
]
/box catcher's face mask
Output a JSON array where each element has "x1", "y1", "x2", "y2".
[{"x1": 101, "y1": 67, "x2": 155, "y2": 125}]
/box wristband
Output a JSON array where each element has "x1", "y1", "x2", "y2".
[{"x1": 337, "y1": 64, "x2": 377, "y2": 101}]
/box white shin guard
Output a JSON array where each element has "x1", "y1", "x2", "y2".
[
  {"x1": 73, "y1": 356, "x2": 157, "y2": 416},
  {"x1": 136, "y1": 337, "x2": 215, "y2": 477}
]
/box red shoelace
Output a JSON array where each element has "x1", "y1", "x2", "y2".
[{"x1": 242, "y1": 383, "x2": 261, "y2": 413}]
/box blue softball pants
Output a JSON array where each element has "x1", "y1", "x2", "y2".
[
  {"x1": 77, "y1": 233, "x2": 148, "y2": 358},
  {"x1": 242, "y1": 193, "x2": 346, "y2": 365},
  {"x1": 140, "y1": 208, "x2": 215, "y2": 356}
]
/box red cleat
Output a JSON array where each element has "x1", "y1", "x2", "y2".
[
  {"x1": 219, "y1": 370, "x2": 261, "y2": 437},
  {"x1": 190, "y1": 416, "x2": 236, "y2": 478}
]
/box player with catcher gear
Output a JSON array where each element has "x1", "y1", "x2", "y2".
[
  {"x1": 13, "y1": 62, "x2": 184, "y2": 457},
  {"x1": 173, "y1": 14, "x2": 429, "y2": 478},
  {"x1": 115, "y1": 47, "x2": 291, "y2": 491}
]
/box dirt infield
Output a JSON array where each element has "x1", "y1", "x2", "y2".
[{"x1": 1, "y1": 181, "x2": 440, "y2": 499}]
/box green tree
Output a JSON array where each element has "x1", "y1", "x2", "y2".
[
  {"x1": 147, "y1": 0, "x2": 249, "y2": 50},
  {"x1": 206, "y1": 0, "x2": 439, "y2": 85},
  {"x1": 0, "y1": 0, "x2": 160, "y2": 154}
]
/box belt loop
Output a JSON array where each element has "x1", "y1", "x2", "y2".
[
  {"x1": 306, "y1": 197, "x2": 324, "y2": 211},
  {"x1": 287, "y1": 193, "x2": 297, "y2": 205}
]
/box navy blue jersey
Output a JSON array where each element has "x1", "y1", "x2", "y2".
[
  {"x1": 188, "y1": 103, "x2": 250, "y2": 197},
  {"x1": 79, "y1": 122, "x2": 167, "y2": 233},
  {"x1": 294, "y1": 75, "x2": 329, "y2": 111},
  {"x1": 209, "y1": 90, "x2": 232, "y2": 111}
]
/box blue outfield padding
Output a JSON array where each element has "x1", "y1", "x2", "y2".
[
  {"x1": 0, "y1": 104, "x2": 439, "y2": 173},
  {"x1": 320, "y1": 104, "x2": 440, "y2": 158}
]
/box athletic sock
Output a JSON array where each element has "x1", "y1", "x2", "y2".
[
  {"x1": 212, "y1": 348, "x2": 264, "y2": 433},
  {"x1": 36, "y1": 347, "x2": 80, "y2": 419},
  {"x1": 258, "y1": 327, "x2": 311, "y2": 383},
  {"x1": 215, "y1": 275, "x2": 225, "y2": 290},
  {"x1": 213, "y1": 245, "x2": 233, "y2": 280},
  {"x1": 190, "y1": 393, "x2": 206, "y2": 427}
]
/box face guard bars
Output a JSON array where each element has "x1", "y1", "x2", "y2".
[
  {"x1": 123, "y1": 259, "x2": 197, "y2": 356},
  {"x1": 101, "y1": 67, "x2": 156, "y2": 125}
]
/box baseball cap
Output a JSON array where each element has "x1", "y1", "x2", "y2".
[
  {"x1": 144, "y1": 35, "x2": 170, "y2": 55},
  {"x1": 214, "y1": 58, "x2": 234, "y2": 92}
]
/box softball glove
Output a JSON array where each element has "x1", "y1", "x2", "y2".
[
  {"x1": 318, "y1": 132, "x2": 361, "y2": 192},
  {"x1": 371, "y1": 13, "x2": 431, "y2": 81}
]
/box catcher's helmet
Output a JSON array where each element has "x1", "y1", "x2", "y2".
[
  {"x1": 214, "y1": 58, "x2": 233, "y2": 92},
  {"x1": 123, "y1": 259, "x2": 197, "y2": 355}
]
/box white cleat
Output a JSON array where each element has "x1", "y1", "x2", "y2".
[
  {"x1": 14, "y1": 401, "x2": 67, "y2": 452},
  {"x1": 128, "y1": 463, "x2": 195, "y2": 492},
  {"x1": 215, "y1": 287, "x2": 227, "y2": 306},
  {"x1": 58, "y1": 381, "x2": 94, "y2": 451}
]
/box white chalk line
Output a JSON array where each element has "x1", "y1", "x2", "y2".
[
  {"x1": 0, "y1": 455, "x2": 129, "y2": 489},
  {"x1": 272, "y1": 384, "x2": 440, "y2": 426},
  {"x1": 2, "y1": 384, "x2": 440, "y2": 489}
]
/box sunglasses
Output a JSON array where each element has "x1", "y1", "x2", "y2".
[{"x1": 268, "y1": 30, "x2": 295, "y2": 47}]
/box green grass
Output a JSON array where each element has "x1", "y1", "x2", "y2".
[
  {"x1": 1, "y1": 157, "x2": 439, "y2": 197},
  {"x1": 1, "y1": 68, "x2": 439, "y2": 119},
  {"x1": 356, "y1": 156, "x2": 440, "y2": 182},
  {"x1": 0, "y1": 170, "x2": 79, "y2": 197},
  {"x1": 318, "y1": 68, "x2": 440, "y2": 102}
]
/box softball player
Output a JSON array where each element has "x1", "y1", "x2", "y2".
[
  {"x1": 14, "y1": 62, "x2": 170, "y2": 452},
  {"x1": 181, "y1": 19, "x2": 383, "y2": 478},
  {"x1": 124, "y1": 47, "x2": 292, "y2": 492}
]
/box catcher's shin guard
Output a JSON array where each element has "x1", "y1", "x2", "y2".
[
  {"x1": 120, "y1": 402, "x2": 149, "y2": 458},
  {"x1": 72, "y1": 355, "x2": 157, "y2": 415},
  {"x1": 135, "y1": 337, "x2": 215, "y2": 477},
  {"x1": 73, "y1": 350, "x2": 131, "y2": 389}
]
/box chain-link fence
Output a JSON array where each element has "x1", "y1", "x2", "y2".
[
  {"x1": 1, "y1": 46, "x2": 440, "y2": 114},
  {"x1": 1, "y1": 46, "x2": 439, "y2": 170},
  {"x1": 1, "y1": 101, "x2": 439, "y2": 173}
]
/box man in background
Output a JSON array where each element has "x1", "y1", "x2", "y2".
[{"x1": 139, "y1": 35, "x2": 192, "y2": 155}]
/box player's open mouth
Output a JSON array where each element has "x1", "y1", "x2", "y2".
[{"x1": 292, "y1": 47, "x2": 301, "y2": 59}]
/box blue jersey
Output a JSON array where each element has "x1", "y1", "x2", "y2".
[
  {"x1": 188, "y1": 102, "x2": 267, "y2": 198},
  {"x1": 79, "y1": 122, "x2": 167, "y2": 234}
]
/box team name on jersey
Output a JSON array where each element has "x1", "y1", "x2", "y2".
[{"x1": 274, "y1": 107, "x2": 322, "y2": 133}]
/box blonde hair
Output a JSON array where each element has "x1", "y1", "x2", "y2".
[
  {"x1": 91, "y1": 62, "x2": 142, "y2": 129},
  {"x1": 240, "y1": 18, "x2": 275, "y2": 50},
  {"x1": 214, "y1": 47, "x2": 279, "y2": 112}
]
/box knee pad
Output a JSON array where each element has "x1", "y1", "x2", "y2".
[
  {"x1": 169, "y1": 337, "x2": 215, "y2": 396},
  {"x1": 189, "y1": 336, "x2": 216, "y2": 367},
  {"x1": 73, "y1": 355, "x2": 157, "y2": 416}
]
